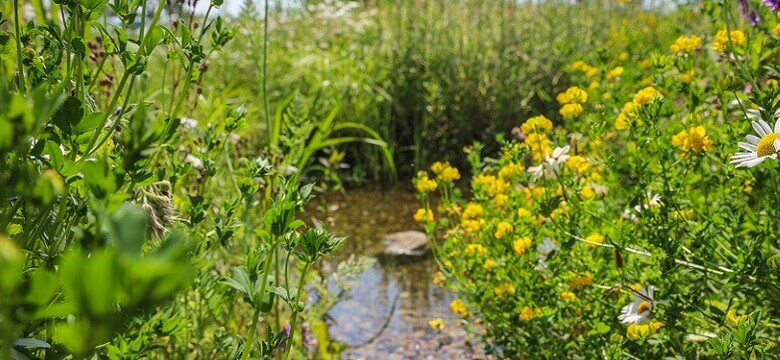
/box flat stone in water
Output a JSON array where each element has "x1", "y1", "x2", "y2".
[{"x1": 382, "y1": 231, "x2": 429, "y2": 256}]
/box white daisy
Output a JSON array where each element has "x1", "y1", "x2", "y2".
[
  {"x1": 618, "y1": 286, "x2": 657, "y2": 325},
  {"x1": 731, "y1": 118, "x2": 780, "y2": 168}
]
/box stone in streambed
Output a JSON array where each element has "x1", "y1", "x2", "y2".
[{"x1": 382, "y1": 231, "x2": 429, "y2": 256}]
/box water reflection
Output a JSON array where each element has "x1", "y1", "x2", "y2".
[{"x1": 307, "y1": 187, "x2": 483, "y2": 359}]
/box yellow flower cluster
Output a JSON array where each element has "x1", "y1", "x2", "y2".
[
  {"x1": 626, "y1": 321, "x2": 664, "y2": 340},
  {"x1": 632, "y1": 86, "x2": 661, "y2": 106},
  {"x1": 711, "y1": 29, "x2": 746, "y2": 52},
  {"x1": 606, "y1": 66, "x2": 624, "y2": 81},
  {"x1": 571, "y1": 61, "x2": 598, "y2": 78},
  {"x1": 415, "y1": 174, "x2": 438, "y2": 193},
  {"x1": 428, "y1": 318, "x2": 445, "y2": 330},
  {"x1": 494, "y1": 221, "x2": 513, "y2": 239},
  {"x1": 512, "y1": 237, "x2": 532, "y2": 255},
  {"x1": 465, "y1": 243, "x2": 487, "y2": 256},
  {"x1": 474, "y1": 175, "x2": 509, "y2": 197},
  {"x1": 519, "y1": 306, "x2": 541, "y2": 321},
  {"x1": 450, "y1": 299, "x2": 467, "y2": 315},
  {"x1": 414, "y1": 208, "x2": 434, "y2": 223},
  {"x1": 559, "y1": 291, "x2": 577, "y2": 302},
  {"x1": 568, "y1": 273, "x2": 593, "y2": 290},
  {"x1": 494, "y1": 282, "x2": 516, "y2": 299},
  {"x1": 565, "y1": 155, "x2": 590, "y2": 174},
  {"x1": 525, "y1": 133, "x2": 553, "y2": 163},
  {"x1": 671, "y1": 126, "x2": 712, "y2": 156},
  {"x1": 585, "y1": 233, "x2": 604, "y2": 249},
  {"x1": 462, "y1": 202, "x2": 484, "y2": 219},
  {"x1": 432, "y1": 161, "x2": 461, "y2": 182},
  {"x1": 498, "y1": 163, "x2": 526, "y2": 180},
  {"x1": 557, "y1": 86, "x2": 588, "y2": 118},
  {"x1": 521, "y1": 115, "x2": 553, "y2": 135},
  {"x1": 615, "y1": 102, "x2": 640, "y2": 130},
  {"x1": 670, "y1": 35, "x2": 701, "y2": 54}
]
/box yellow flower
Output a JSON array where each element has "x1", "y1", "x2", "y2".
[
  {"x1": 585, "y1": 233, "x2": 605, "y2": 249},
  {"x1": 566, "y1": 155, "x2": 590, "y2": 174},
  {"x1": 681, "y1": 70, "x2": 695, "y2": 84},
  {"x1": 521, "y1": 115, "x2": 553, "y2": 135},
  {"x1": 712, "y1": 29, "x2": 746, "y2": 52},
  {"x1": 606, "y1": 67, "x2": 624, "y2": 81},
  {"x1": 414, "y1": 208, "x2": 434, "y2": 223},
  {"x1": 461, "y1": 219, "x2": 484, "y2": 234},
  {"x1": 580, "y1": 184, "x2": 595, "y2": 199},
  {"x1": 517, "y1": 208, "x2": 533, "y2": 218},
  {"x1": 626, "y1": 321, "x2": 664, "y2": 340},
  {"x1": 493, "y1": 194, "x2": 508, "y2": 207},
  {"x1": 513, "y1": 237, "x2": 532, "y2": 255},
  {"x1": 773, "y1": 23, "x2": 780, "y2": 37},
  {"x1": 568, "y1": 274, "x2": 594, "y2": 290},
  {"x1": 726, "y1": 309, "x2": 747, "y2": 326},
  {"x1": 450, "y1": 299, "x2": 467, "y2": 315},
  {"x1": 618, "y1": 51, "x2": 629, "y2": 61},
  {"x1": 559, "y1": 291, "x2": 577, "y2": 302},
  {"x1": 433, "y1": 271, "x2": 446, "y2": 286},
  {"x1": 415, "y1": 175, "x2": 438, "y2": 193},
  {"x1": 559, "y1": 103, "x2": 584, "y2": 118},
  {"x1": 462, "y1": 202, "x2": 484, "y2": 220},
  {"x1": 498, "y1": 163, "x2": 526, "y2": 180},
  {"x1": 483, "y1": 258, "x2": 497, "y2": 269},
  {"x1": 494, "y1": 221, "x2": 513, "y2": 239},
  {"x1": 519, "y1": 306, "x2": 541, "y2": 321},
  {"x1": 670, "y1": 35, "x2": 702, "y2": 54},
  {"x1": 556, "y1": 86, "x2": 588, "y2": 104},
  {"x1": 428, "y1": 318, "x2": 445, "y2": 330},
  {"x1": 431, "y1": 161, "x2": 449, "y2": 175},
  {"x1": 465, "y1": 243, "x2": 488, "y2": 256},
  {"x1": 671, "y1": 126, "x2": 712, "y2": 155},
  {"x1": 438, "y1": 166, "x2": 461, "y2": 182},
  {"x1": 494, "y1": 282, "x2": 516, "y2": 299},
  {"x1": 632, "y1": 86, "x2": 660, "y2": 106},
  {"x1": 525, "y1": 133, "x2": 553, "y2": 163}
]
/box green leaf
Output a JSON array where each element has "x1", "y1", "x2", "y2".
[
  {"x1": 109, "y1": 203, "x2": 149, "y2": 255},
  {"x1": 52, "y1": 96, "x2": 83, "y2": 134},
  {"x1": 13, "y1": 338, "x2": 51, "y2": 349},
  {"x1": 24, "y1": 269, "x2": 58, "y2": 307}
]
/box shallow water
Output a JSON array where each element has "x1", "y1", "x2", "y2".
[{"x1": 307, "y1": 187, "x2": 486, "y2": 360}]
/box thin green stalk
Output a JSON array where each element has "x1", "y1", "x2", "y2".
[
  {"x1": 262, "y1": 0, "x2": 271, "y2": 143},
  {"x1": 12, "y1": 0, "x2": 25, "y2": 91},
  {"x1": 241, "y1": 240, "x2": 276, "y2": 360},
  {"x1": 281, "y1": 261, "x2": 311, "y2": 360},
  {"x1": 82, "y1": 0, "x2": 167, "y2": 158}
]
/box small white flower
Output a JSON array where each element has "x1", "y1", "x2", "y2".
[
  {"x1": 185, "y1": 154, "x2": 204, "y2": 169},
  {"x1": 527, "y1": 145, "x2": 570, "y2": 180},
  {"x1": 619, "y1": 286, "x2": 656, "y2": 325}
]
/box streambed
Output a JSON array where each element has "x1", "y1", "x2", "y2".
[{"x1": 308, "y1": 187, "x2": 488, "y2": 360}]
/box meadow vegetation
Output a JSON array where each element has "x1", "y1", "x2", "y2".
[{"x1": 2, "y1": 0, "x2": 780, "y2": 359}]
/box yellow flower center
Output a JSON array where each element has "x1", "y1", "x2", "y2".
[
  {"x1": 756, "y1": 133, "x2": 780, "y2": 157},
  {"x1": 637, "y1": 301, "x2": 652, "y2": 314}
]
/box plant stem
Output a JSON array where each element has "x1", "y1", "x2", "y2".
[
  {"x1": 262, "y1": 0, "x2": 271, "y2": 143},
  {"x1": 241, "y1": 237, "x2": 276, "y2": 360},
  {"x1": 281, "y1": 261, "x2": 311, "y2": 360},
  {"x1": 12, "y1": 0, "x2": 25, "y2": 91}
]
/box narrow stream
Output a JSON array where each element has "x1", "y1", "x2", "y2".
[{"x1": 307, "y1": 187, "x2": 486, "y2": 360}]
